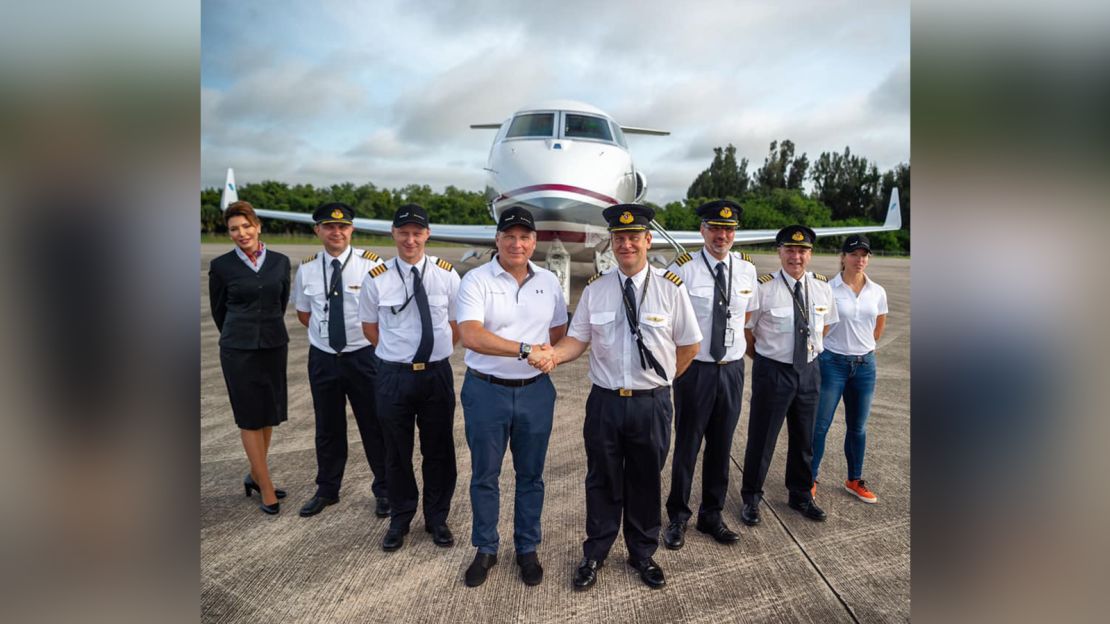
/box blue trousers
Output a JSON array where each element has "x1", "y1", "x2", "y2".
[
  {"x1": 812, "y1": 350, "x2": 877, "y2": 482},
  {"x1": 461, "y1": 371, "x2": 555, "y2": 554}
]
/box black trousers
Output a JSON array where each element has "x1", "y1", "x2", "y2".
[
  {"x1": 741, "y1": 353, "x2": 820, "y2": 505},
  {"x1": 307, "y1": 345, "x2": 389, "y2": 500},
  {"x1": 582, "y1": 385, "x2": 672, "y2": 562},
  {"x1": 375, "y1": 360, "x2": 457, "y2": 530},
  {"x1": 666, "y1": 359, "x2": 744, "y2": 525}
]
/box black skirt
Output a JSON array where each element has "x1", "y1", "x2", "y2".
[{"x1": 220, "y1": 345, "x2": 288, "y2": 430}]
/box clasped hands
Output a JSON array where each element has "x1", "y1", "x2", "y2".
[{"x1": 527, "y1": 343, "x2": 558, "y2": 373}]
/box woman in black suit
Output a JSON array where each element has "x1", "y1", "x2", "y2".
[{"x1": 209, "y1": 201, "x2": 291, "y2": 514}]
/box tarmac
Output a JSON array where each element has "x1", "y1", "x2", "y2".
[{"x1": 200, "y1": 243, "x2": 910, "y2": 623}]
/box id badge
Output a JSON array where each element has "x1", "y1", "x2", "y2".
[
  {"x1": 318, "y1": 319, "x2": 329, "y2": 340},
  {"x1": 724, "y1": 327, "x2": 735, "y2": 347}
]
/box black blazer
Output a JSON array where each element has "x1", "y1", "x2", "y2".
[{"x1": 209, "y1": 249, "x2": 291, "y2": 349}]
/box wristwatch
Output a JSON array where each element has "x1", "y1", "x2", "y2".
[{"x1": 518, "y1": 342, "x2": 532, "y2": 360}]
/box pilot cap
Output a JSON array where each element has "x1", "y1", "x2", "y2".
[
  {"x1": 496, "y1": 206, "x2": 536, "y2": 232},
  {"x1": 696, "y1": 199, "x2": 742, "y2": 228},
  {"x1": 776, "y1": 224, "x2": 816, "y2": 248},
  {"x1": 392, "y1": 203, "x2": 429, "y2": 228},
  {"x1": 602, "y1": 203, "x2": 655, "y2": 232},
  {"x1": 313, "y1": 202, "x2": 354, "y2": 225}
]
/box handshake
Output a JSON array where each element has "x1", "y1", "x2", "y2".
[{"x1": 526, "y1": 343, "x2": 559, "y2": 373}]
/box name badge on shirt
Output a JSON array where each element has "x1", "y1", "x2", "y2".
[
  {"x1": 724, "y1": 327, "x2": 735, "y2": 347},
  {"x1": 318, "y1": 320, "x2": 329, "y2": 340}
]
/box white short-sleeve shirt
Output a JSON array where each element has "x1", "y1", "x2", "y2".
[
  {"x1": 456, "y1": 257, "x2": 568, "y2": 379},
  {"x1": 358, "y1": 254, "x2": 460, "y2": 363},
  {"x1": 293, "y1": 246, "x2": 383, "y2": 354},
  {"x1": 669, "y1": 248, "x2": 760, "y2": 363},
  {"x1": 567, "y1": 265, "x2": 702, "y2": 390},
  {"x1": 746, "y1": 269, "x2": 838, "y2": 365},
  {"x1": 823, "y1": 273, "x2": 888, "y2": 356}
]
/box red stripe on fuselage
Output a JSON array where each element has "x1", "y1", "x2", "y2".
[
  {"x1": 495, "y1": 184, "x2": 619, "y2": 205},
  {"x1": 535, "y1": 230, "x2": 588, "y2": 242}
]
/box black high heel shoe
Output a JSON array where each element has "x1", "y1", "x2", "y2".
[
  {"x1": 259, "y1": 501, "x2": 280, "y2": 515},
  {"x1": 244, "y1": 475, "x2": 286, "y2": 499}
]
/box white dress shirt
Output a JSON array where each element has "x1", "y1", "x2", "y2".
[
  {"x1": 456, "y1": 256, "x2": 568, "y2": 379},
  {"x1": 293, "y1": 246, "x2": 382, "y2": 354},
  {"x1": 669, "y1": 248, "x2": 759, "y2": 363},
  {"x1": 358, "y1": 254, "x2": 460, "y2": 363},
  {"x1": 746, "y1": 269, "x2": 839, "y2": 365},
  {"x1": 568, "y1": 265, "x2": 702, "y2": 390},
  {"x1": 234, "y1": 243, "x2": 266, "y2": 273},
  {"x1": 823, "y1": 273, "x2": 888, "y2": 355}
]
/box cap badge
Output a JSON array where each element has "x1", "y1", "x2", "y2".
[
  {"x1": 791, "y1": 231, "x2": 805, "y2": 242},
  {"x1": 331, "y1": 209, "x2": 344, "y2": 219},
  {"x1": 719, "y1": 207, "x2": 732, "y2": 218},
  {"x1": 619, "y1": 211, "x2": 634, "y2": 224}
]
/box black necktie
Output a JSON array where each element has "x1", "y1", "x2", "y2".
[
  {"x1": 710, "y1": 262, "x2": 727, "y2": 362},
  {"x1": 412, "y1": 266, "x2": 433, "y2": 363},
  {"x1": 792, "y1": 279, "x2": 808, "y2": 371},
  {"x1": 623, "y1": 277, "x2": 638, "y2": 322},
  {"x1": 328, "y1": 258, "x2": 346, "y2": 352}
]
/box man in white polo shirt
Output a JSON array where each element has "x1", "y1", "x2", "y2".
[{"x1": 455, "y1": 206, "x2": 568, "y2": 588}]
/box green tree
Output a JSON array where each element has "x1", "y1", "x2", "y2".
[
  {"x1": 686, "y1": 144, "x2": 749, "y2": 199},
  {"x1": 754, "y1": 140, "x2": 809, "y2": 192},
  {"x1": 810, "y1": 147, "x2": 881, "y2": 220}
]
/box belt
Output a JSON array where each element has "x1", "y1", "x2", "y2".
[
  {"x1": 693, "y1": 358, "x2": 741, "y2": 367},
  {"x1": 467, "y1": 369, "x2": 542, "y2": 387},
  {"x1": 311, "y1": 344, "x2": 372, "y2": 358},
  {"x1": 825, "y1": 351, "x2": 873, "y2": 363},
  {"x1": 592, "y1": 384, "x2": 667, "y2": 398},
  {"x1": 378, "y1": 358, "x2": 449, "y2": 372}
]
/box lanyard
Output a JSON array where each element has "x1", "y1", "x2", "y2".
[
  {"x1": 617, "y1": 268, "x2": 651, "y2": 329},
  {"x1": 391, "y1": 257, "x2": 428, "y2": 315},
  {"x1": 780, "y1": 270, "x2": 810, "y2": 326},
  {"x1": 699, "y1": 250, "x2": 732, "y2": 314},
  {"x1": 321, "y1": 249, "x2": 353, "y2": 314}
]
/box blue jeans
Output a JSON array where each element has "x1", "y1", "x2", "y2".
[
  {"x1": 461, "y1": 371, "x2": 555, "y2": 554},
  {"x1": 812, "y1": 350, "x2": 877, "y2": 482}
]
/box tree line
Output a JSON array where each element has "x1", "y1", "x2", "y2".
[{"x1": 201, "y1": 140, "x2": 909, "y2": 254}]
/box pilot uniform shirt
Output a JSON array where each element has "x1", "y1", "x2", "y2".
[
  {"x1": 824, "y1": 274, "x2": 888, "y2": 356},
  {"x1": 358, "y1": 254, "x2": 461, "y2": 364},
  {"x1": 567, "y1": 265, "x2": 702, "y2": 390},
  {"x1": 293, "y1": 246, "x2": 383, "y2": 354},
  {"x1": 669, "y1": 249, "x2": 759, "y2": 363},
  {"x1": 746, "y1": 269, "x2": 838, "y2": 365},
  {"x1": 455, "y1": 256, "x2": 568, "y2": 379}
]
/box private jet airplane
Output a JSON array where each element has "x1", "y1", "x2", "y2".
[{"x1": 220, "y1": 99, "x2": 901, "y2": 300}]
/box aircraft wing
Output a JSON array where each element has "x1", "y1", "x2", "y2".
[{"x1": 251, "y1": 207, "x2": 498, "y2": 246}]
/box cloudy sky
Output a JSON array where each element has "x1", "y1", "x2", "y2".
[{"x1": 202, "y1": 0, "x2": 909, "y2": 205}]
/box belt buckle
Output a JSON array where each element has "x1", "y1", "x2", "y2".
[
  {"x1": 619, "y1": 388, "x2": 632, "y2": 397},
  {"x1": 413, "y1": 362, "x2": 426, "y2": 371}
]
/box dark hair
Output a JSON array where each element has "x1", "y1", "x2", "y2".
[{"x1": 224, "y1": 201, "x2": 261, "y2": 227}]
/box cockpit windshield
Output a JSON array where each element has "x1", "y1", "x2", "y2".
[
  {"x1": 564, "y1": 114, "x2": 613, "y2": 142},
  {"x1": 506, "y1": 113, "x2": 555, "y2": 138}
]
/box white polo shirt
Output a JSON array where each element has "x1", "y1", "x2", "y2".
[
  {"x1": 568, "y1": 265, "x2": 702, "y2": 390},
  {"x1": 668, "y1": 248, "x2": 760, "y2": 363},
  {"x1": 823, "y1": 273, "x2": 888, "y2": 356},
  {"x1": 456, "y1": 256, "x2": 568, "y2": 379},
  {"x1": 746, "y1": 269, "x2": 838, "y2": 365},
  {"x1": 358, "y1": 254, "x2": 460, "y2": 363},
  {"x1": 293, "y1": 246, "x2": 383, "y2": 354}
]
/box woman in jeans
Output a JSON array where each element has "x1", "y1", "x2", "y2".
[{"x1": 811, "y1": 234, "x2": 888, "y2": 503}]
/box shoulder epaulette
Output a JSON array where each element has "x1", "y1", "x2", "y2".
[
  {"x1": 740, "y1": 252, "x2": 753, "y2": 263},
  {"x1": 586, "y1": 272, "x2": 603, "y2": 286},
  {"x1": 435, "y1": 258, "x2": 454, "y2": 272},
  {"x1": 369, "y1": 264, "x2": 389, "y2": 279},
  {"x1": 757, "y1": 273, "x2": 774, "y2": 284},
  {"x1": 301, "y1": 254, "x2": 316, "y2": 265},
  {"x1": 663, "y1": 270, "x2": 684, "y2": 287},
  {"x1": 361, "y1": 250, "x2": 380, "y2": 262},
  {"x1": 674, "y1": 252, "x2": 693, "y2": 266},
  {"x1": 813, "y1": 273, "x2": 828, "y2": 282}
]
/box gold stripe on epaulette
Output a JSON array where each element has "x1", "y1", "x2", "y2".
[
  {"x1": 586, "y1": 272, "x2": 603, "y2": 285},
  {"x1": 369, "y1": 264, "x2": 389, "y2": 279},
  {"x1": 741, "y1": 252, "x2": 752, "y2": 263},
  {"x1": 361, "y1": 250, "x2": 380, "y2": 261},
  {"x1": 813, "y1": 273, "x2": 828, "y2": 282},
  {"x1": 757, "y1": 273, "x2": 774, "y2": 284},
  {"x1": 675, "y1": 252, "x2": 693, "y2": 266},
  {"x1": 435, "y1": 258, "x2": 454, "y2": 272},
  {"x1": 301, "y1": 254, "x2": 316, "y2": 265},
  {"x1": 663, "y1": 270, "x2": 684, "y2": 287}
]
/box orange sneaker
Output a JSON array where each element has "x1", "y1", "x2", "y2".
[
  {"x1": 844, "y1": 479, "x2": 878, "y2": 503},
  {"x1": 810, "y1": 481, "x2": 818, "y2": 499}
]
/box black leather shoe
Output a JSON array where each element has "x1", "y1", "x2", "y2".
[
  {"x1": 627, "y1": 557, "x2": 666, "y2": 589},
  {"x1": 381, "y1": 526, "x2": 409, "y2": 552},
  {"x1": 516, "y1": 551, "x2": 543, "y2": 586},
  {"x1": 244, "y1": 475, "x2": 286, "y2": 499},
  {"x1": 464, "y1": 552, "x2": 497, "y2": 587},
  {"x1": 259, "y1": 501, "x2": 280, "y2": 515},
  {"x1": 573, "y1": 558, "x2": 603, "y2": 591},
  {"x1": 696, "y1": 519, "x2": 740, "y2": 544},
  {"x1": 663, "y1": 521, "x2": 686, "y2": 550},
  {"x1": 426, "y1": 523, "x2": 455, "y2": 547},
  {"x1": 788, "y1": 498, "x2": 828, "y2": 521},
  {"x1": 741, "y1": 503, "x2": 762, "y2": 526},
  {"x1": 374, "y1": 497, "x2": 391, "y2": 518},
  {"x1": 299, "y1": 495, "x2": 339, "y2": 517}
]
